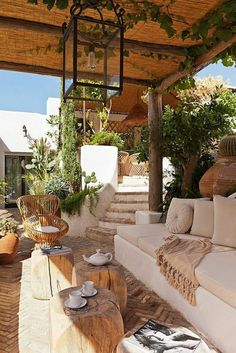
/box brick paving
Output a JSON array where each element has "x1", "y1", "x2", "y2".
[{"x1": 0, "y1": 232, "x2": 219, "y2": 353}]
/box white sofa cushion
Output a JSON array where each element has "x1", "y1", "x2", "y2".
[
  {"x1": 138, "y1": 233, "x2": 203, "y2": 259},
  {"x1": 166, "y1": 198, "x2": 209, "y2": 232},
  {"x1": 117, "y1": 223, "x2": 170, "y2": 247},
  {"x1": 165, "y1": 203, "x2": 193, "y2": 233},
  {"x1": 190, "y1": 200, "x2": 214, "y2": 238},
  {"x1": 196, "y1": 249, "x2": 236, "y2": 308},
  {"x1": 212, "y1": 195, "x2": 236, "y2": 247}
]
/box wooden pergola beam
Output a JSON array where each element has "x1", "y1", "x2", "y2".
[
  {"x1": 156, "y1": 34, "x2": 236, "y2": 92},
  {"x1": 0, "y1": 16, "x2": 185, "y2": 59},
  {"x1": 0, "y1": 60, "x2": 150, "y2": 86}
]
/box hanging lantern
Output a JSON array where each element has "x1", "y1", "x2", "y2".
[{"x1": 62, "y1": 0, "x2": 125, "y2": 103}]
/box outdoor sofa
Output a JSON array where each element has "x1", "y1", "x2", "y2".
[{"x1": 115, "y1": 195, "x2": 236, "y2": 353}]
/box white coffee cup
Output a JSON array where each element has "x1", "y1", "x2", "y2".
[
  {"x1": 82, "y1": 281, "x2": 94, "y2": 296},
  {"x1": 69, "y1": 290, "x2": 83, "y2": 306}
]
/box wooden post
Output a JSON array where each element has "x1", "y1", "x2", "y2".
[{"x1": 148, "y1": 92, "x2": 163, "y2": 211}]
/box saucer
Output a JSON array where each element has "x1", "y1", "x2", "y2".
[
  {"x1": 81, "y1": 288, "x2": 98, "y2": 298},
  {"x1": 64, "y1": 298, "x2": 87, "y2": 309}
]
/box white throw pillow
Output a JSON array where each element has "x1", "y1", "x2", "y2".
[
  {"x1": 212, "y1": 195, "x2": 236, "y2": 247},
  {"x1": 190, "y1": 200, "x2": 214, "y2": 238},
  {"x1": 165, "y1": 203, "x2": 193, "y2": 234},
  {"x1": 36, "y1": 225, "x2": 59, "y2": 233}
]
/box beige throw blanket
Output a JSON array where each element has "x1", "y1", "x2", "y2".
[{"x1": 155, "y1": 235, "x2": 212, "y2": 305}]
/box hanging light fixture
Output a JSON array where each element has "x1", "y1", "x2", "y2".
[{"x1": 62, "y1": 0, "x2": 125, "y2": 103}]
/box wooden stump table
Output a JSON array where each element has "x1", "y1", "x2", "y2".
[
  {"x1": 50, "y1": 287, "x2": 124, "y2": 353},
  {"x1": 76, "y1": 260, "x2": 127, "y2": 313},
  {"x1": 31, "y1": 246, "x2": 77, "y2": 300}
]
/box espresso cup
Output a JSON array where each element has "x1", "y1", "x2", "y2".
[
  {"x1": 82, "y1": 281, "x2": 94, "y2": 296},
  {"x1": 69, "y1": 290, "x2": 83, "y2": 306}
]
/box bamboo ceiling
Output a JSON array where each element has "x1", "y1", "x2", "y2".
[{"x1": 0, "y1": 0, "x2": 234, "y2": 90}]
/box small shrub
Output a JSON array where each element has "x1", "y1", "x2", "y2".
[
  {"x1": 45, "y1": 176, "x2": 70, "y2": 200},
  {"x1": 61, "y1": 172, "x2": 103, "y2": 215},
  {"x1": 61, "y1": 185, "x2": 102, "y2": 216},
  {"x1": 88, "y1": 131, "x2": 124, "y2": 150},
  {"x1": 0, "y1": 218, "x2": 19, "y2": 237}
]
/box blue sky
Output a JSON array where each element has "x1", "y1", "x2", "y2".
[{"x1": 0, "y1": 62, "x2": 235, "y2": 114}]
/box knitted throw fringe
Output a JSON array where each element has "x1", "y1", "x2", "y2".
[{"x1": 155, "y1": 235, "x2": 212, "y2": 305}]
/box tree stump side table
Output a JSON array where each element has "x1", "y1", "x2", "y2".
[
  {"x1": 50, "y1": 287, "x2": 124, "y2": 353},
  {"x1": 75, "y1": 260, "x2": 127, "y2": 313},
  {"x1": 31, "y1": 246, "x2": 77, "y2": 300}
]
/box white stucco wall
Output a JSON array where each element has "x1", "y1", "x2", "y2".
[
  {"x1": 46, "y1": 98, "x2": 60, "y2": 116},
  {"x1": 81, "y1": 145, "x2": 118, "y2": 190},
  {"x1": 0, "y1": 110, "x2": 49, "y2": 179}
]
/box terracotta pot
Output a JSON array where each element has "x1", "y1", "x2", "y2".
[
  {"x1": 0, "y1": 233, "x2": 19, "y2": 265},
  {"x1": 199, "y1": 156, "x2": 236, "y2": 198}
]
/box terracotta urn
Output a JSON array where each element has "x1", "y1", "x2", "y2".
[
  {"x1": 199, "y1": 134, "x2": 236, "y2": 198},
  {"x1": 0, "y1": 233, "x2": 19, "y2": 265}
]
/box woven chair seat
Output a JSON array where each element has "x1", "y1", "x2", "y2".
[{"x1": 17, "y1": 195, "x2": 69, "y2": 247}]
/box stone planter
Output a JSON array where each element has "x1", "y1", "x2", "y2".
[
  {"x1": 0, "y1": 233, "x2": 19, "y2": 265},
  {"x1": 199, "y1": 156, "x2": 236, "y2": 198}
]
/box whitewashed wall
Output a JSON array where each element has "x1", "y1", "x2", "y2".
[{"x1": 0, "y1": 110, "x2": 49, "y2": 180}]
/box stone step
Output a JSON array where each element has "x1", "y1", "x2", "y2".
[
  {"x1": 105, "y1": 209, "x2": 135, "y2": 222},
  {"x1": 118, "y1": 186, "x2": 149, "y2": 193},
  {"x1": 99, "y1": 217, "x2": 134, "y2": 229},
  {"x1": 118, "y1": 176, "x2": 149, "y2": 186},
  {"x1": 109, "y1": 200, "x2": 149, "y2": 211},
  {"x1": 85, "y1": 226, "x2": 116, "y2": 243},
  {"x1": 114, "y1": 192, "x2": 148, "y2": 202}
]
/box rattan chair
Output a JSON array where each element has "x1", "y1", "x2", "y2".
[
  {"x1": 17, "y1": 195, "x2": 69, "y2": 248},
  {"x1": 118, "y1": 151, "x2": 131, "y2": 176}
]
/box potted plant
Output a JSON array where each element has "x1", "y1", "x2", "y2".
[{"x1": 0, "y1": 218, "x2": 19, "y2": 265}]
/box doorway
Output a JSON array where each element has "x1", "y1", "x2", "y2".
[{"x1": 5, "y1": 155, "x2": 31, "y2": 207}]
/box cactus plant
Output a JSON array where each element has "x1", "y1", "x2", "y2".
[{"x1": 219, "y1": 134, "x2": 236, "y2": 156}]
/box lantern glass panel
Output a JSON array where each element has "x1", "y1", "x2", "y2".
[{"x1": 74, "y1": 17, "x2": 122, "y2": 102}]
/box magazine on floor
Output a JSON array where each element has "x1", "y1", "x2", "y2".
[{"x1": 124, "y1": 320, "x2": 211, "y2": 353}]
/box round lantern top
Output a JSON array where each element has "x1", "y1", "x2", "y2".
[{"x1": 69, "y1": 0, "x2": 125, "y2": 25}]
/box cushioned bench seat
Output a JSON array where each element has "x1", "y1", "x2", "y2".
[
  {"x1": 117, "y1": 224, "x2": 236, "y2": 309},
  {"x1": 117, "y1": 223, "x2": 169, "y2": 247},
  {"x1": 196, "y1": 250, "x2": 236, "y2": 308}
]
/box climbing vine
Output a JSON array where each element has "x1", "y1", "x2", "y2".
[{"x1": 28, "y1": 0, "x2": 236, "y2": 79}]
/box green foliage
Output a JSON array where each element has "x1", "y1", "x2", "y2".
[
  {"x1": 163, "y1": 153, "x2": 214, "y2": 211},
  {"x1": 88, "y1": 131, "x2": 124, "y2": 150},
  {"x1": 0, "y1": 218, "x2": 19, "y2": 237},
  {"x1": 61, "y1": 100, "x2": 82, "y2": 192},
  {"x1": 133, "y1": 126, "x2": 149, "y2": 162},
  {"x1": 46, "y1": 114, "x2": 60, "y2": 148},
  {"x1": 0, "y1": 180, "x2": 7, "y2": 204},
  {"x1": 24, "y1": 137, "x2": 56, "y2": 194},
  {"x1": 25, "y1": 137, "x2": 56, "y2": 180},
  {"x1": 44, "y1": 176, "x2": 70, "y2": 200},
  {"x1": 30, "y1": 0, "x2": 236, "y2": 70},
  {"x1": 61, "y1": 172, "x2": 102, "y2": 215}
]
